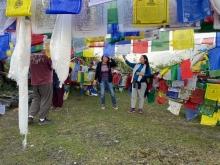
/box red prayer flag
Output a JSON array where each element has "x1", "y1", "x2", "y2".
[
  {"x1": 133, "y1": 40, "x2": 148, "y2": 54},
  {"x1": 180, "y1": 59, "x2": 193, "y2": 80}
]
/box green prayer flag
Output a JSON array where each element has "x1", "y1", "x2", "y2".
[
  {"x1": 209, "y1": 70, "x2": 220, "y2": 78},
  {"x1": 151, "y1": 31, "x2": 169, "y2": 52},
  {"x1": 171, "y1": 64, "x2": 178, "y2": 81},
  {"x1": 75, "y1": 51, "x2": 83, "y2": 57},
  {"x1": 107, "y1": 1, "x2": 118, "y2": 24}
]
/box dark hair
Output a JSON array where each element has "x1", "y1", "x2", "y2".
[
  {"x1": 101, "y1": 56, "x2": 110, "y2": 63},
  {"x1": 141, "y1": 55, "x2": 149, "y2": 67}
]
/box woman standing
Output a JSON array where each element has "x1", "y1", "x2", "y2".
[
  {"x1": 94, "y1": 56, "x2": 118, "y2": 110},
  {"x1": 123, "y1": 55, "x2": 152, "y2": 114}
]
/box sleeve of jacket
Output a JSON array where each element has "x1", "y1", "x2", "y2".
[
  {"x1": 110, "y1": 59, "x2": 117, "y2": 68},
  {"x1": 95, "y1": 63, "x2": 100, "y2": 80},
  {"x1": 144, "y1": 67, "x2": 152, "y2": 77},
  {"x1": 125, "y1": 59, "x2": 136, "y2": 68}
]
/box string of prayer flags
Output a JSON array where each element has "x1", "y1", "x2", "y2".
[
  {"x1": 133, "y1": 0, "x2": 169, "y2": 26},
  {"x1": 46, "y1": 0, "x2": 82, "y2": 14},
  {"x1": 133, "y1": 39, "x2": 148, "y2": 54},
  {"x1": 151, "y1": 31, "x2": 169, "y2": 52},
  {"x1": 173, "y1": 29, "x2": 194, "y2": 50},
  {"x1": 180, "y1": 59, "x2": 193, "y2": 80},
  {"x1": 208, "y1": 48, "x2": 220, "y2": 70},
  {"x1": 83, "y1": 48, "x2": 95, "y2": 58},
  {"x1": 6, "y1": 0, "x2": 32, "y2": 16}
]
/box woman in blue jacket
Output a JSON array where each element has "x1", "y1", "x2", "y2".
[{"x1": 123, "y1": 55, "x2": 151, "y2": 114}]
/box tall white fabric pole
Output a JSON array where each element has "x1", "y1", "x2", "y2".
[
  {"x1": 50, "y1": 15, "x2": 72, "y2": 86},
  {"x1": 8, "y1": 17, "x2": 31, "y2": 149}
]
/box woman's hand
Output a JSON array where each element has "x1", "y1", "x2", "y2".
[{"x1": 137, "y1": 72, "x2": 144, "y2": 76}]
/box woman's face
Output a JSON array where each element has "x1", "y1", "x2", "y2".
[
  {"x1": 102, "y1": 56, "x2": 109, "y2": 63},
  {"x1": 139, "y1": 56, "x2": 145, "y2": 64}
]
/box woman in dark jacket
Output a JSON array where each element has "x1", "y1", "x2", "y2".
[{"x1": 94, "y1": 56, "x2": 118, "y2": 110}]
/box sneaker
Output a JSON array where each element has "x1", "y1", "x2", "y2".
[
  {"x1": 113, "y1": 106, "x2": 118, "y2": 110},
  {"x1": 38, "y1": 118, "x2": 51, "y2": 126},
  {"x1": 28, "y1": 117, "x2": 34, "y2": 125},
  {"x1": 138, "y1": 109, "x2": 143, "y2": 114},
  {"x1": 101, "y1": 105, "x2": 106, "y2": 110},
  {"x1": 128, "y1": 108, "x2": 136, "y2": 113}
]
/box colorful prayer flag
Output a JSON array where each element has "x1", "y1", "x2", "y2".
[
  {"x1": 133, "y1": 0, "x2": 169, "y2": 26},
  {"x1": 83, "y1": 48, "x2": 95, "y2": 58},
  {"x1": 180, "y1": 59, "x2": 193, "y2": 80},
  {"x1": 103, "y1": 43, "x2": 115, "y2": 57},
  {"x1": 133, "y1": 39, "x2": 148, "y2": 54},
  {"x1": 151, "y1": 31, "x2": 169, "y2": 52},
  {"x1": 173, "y1": 29, "x2": 194, "y2": 50}
]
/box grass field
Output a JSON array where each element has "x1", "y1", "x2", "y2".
[{"x1": 0, "y1": 92, "x2": 220, "y2": 165}]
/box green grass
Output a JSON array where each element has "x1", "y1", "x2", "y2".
[{"x1": 0, "y1": 92, "x2": 220, "y2": 165}]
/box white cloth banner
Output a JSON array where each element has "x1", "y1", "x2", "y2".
[
  {"x1": 8, "y1": 17, "x2": 31, "y2": 148},
  {"x1": 72, "y1": 0, "x2": 107, "y2": 37},
  {"x1": 31, "y1": 0, "x2": 56, "y2": 34},
  {"x1": 167, "y1": 100, "x2": 182, "y2": 116},
  {"x1": 88, "y1": 0, "x2": 113, "y2": 6},
  {"x1": 50, "y1": 15, "x2": 72, "y2": 85}
]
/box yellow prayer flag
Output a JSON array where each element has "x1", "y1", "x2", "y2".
[
  {"x1": 205, "y1": 83, "x2": 220, "y2": 101},
  {"x1": 6, "y1": 0, "x2": 32, "y2": 16},
  {"x1": 173, "y1": 29, "x2": 194, "y2": 50},
  {"x1": 83, "y1": 48, "x2": 95, "y2": 58},
  {"x1": 160, "y1": 67, "x2": 170, "y2": 76},
  {"x1": 201, "y1": 113, "x2": 218, "y2": 126},
  {"x1": 133, "y1": 0, "x2": 169, "y2": 26}
]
